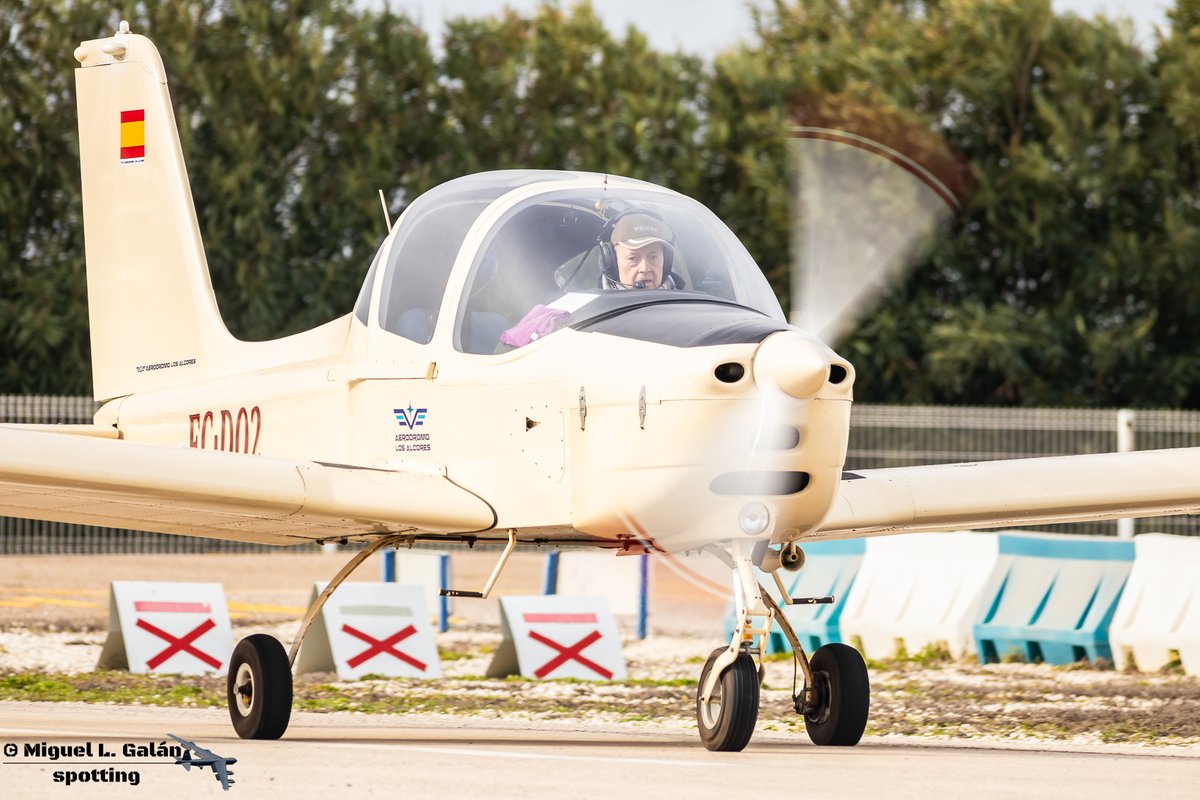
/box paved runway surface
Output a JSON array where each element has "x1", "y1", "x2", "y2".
[{"x1": 2, "y1": 702, "x2": 1198, "y2": 799}]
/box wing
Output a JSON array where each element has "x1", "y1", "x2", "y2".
[
  {"x1": 0, "y1": 426, "x2": 495, "y2": 545},
  {"x1": 813, "y1": 447, "x2": 1200, "y2": 539},
  {"x1": 212, "y1": 760, "x2": 232, "y2": 790},
  {"x1": 189, "y1": 744, "x2": 220, "y2": 761},
  {"x1": 168, "y1": 734, "x2": 199, "y2": 750}
]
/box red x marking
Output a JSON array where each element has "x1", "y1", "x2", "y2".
[
  {"x1": 528, "y1": 629, "x2": 613, "y2": 679},
  {"x1": 135, "y1": 617, "x2": 222, "y2": 670},
  {"x1": 342, "y1": 623, "x2": 425, "y2": 671}
]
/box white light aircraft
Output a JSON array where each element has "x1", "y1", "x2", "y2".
[{"x1": 3, "y1": 22, "x2": 1200, "y2": 752}]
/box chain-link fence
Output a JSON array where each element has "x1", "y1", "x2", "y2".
[{"x1": 3, "y1": 397, "x2": 1199, "y2": 553}]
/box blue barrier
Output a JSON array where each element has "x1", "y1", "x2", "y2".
[
  {"x1": 723, "y1": 538, "x2": 865, "y2": 654},
  {"x1": 973, "y1": 533, "x2": 1134, "y2": 665}
]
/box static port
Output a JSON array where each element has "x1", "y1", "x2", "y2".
[{"x1": 714, "y1": 362, "x2": 745, "y2": 383}]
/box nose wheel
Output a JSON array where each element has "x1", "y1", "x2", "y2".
[{"x1": 696, "y1": 647, "x2": 760, "y2": 751}]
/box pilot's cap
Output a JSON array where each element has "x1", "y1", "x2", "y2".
[{"x1": 611, "y1": 213, "x2": 675, "y2": 250}]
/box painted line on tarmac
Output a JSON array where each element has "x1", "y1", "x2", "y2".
[
  {"x1": 318, "y1": 741, "x2": 733, "y2": 768},
  {"x1": 0, "y1": 596, "x2": 99, "y2": 609},
  {"x1": 227, "y1": 601, "x2": 305, "y2": 615}
]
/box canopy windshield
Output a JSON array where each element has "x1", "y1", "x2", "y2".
[
  {"x1": 455, "y1": 188, "x2": 784, "y2": 354},
  {"x1": 371, "y1": 171, "x2": 577, "y2": 343}
]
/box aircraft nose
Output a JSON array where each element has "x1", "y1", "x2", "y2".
[{"x1": 753, "y1": 331, "x2": 832, "y2": 399}]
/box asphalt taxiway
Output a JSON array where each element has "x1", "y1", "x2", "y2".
[{"x1": 2, "y1": 702, "x2": 1198, "y2": 799}]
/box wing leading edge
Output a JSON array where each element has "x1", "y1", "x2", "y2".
[
  {"x1": 812, "y1": 447, "x2": 1200, "y2": 540},
  {"x1": 0, "y1": 426, "x2": 496, "y2": 545}
]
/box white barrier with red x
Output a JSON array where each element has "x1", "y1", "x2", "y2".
[
  {"x1": 486, "y1": 596, "x2": 626, "y2": 681},
  {"x1": 294, "y1": 582, "x2": 441, "y2": 680},
  {"x1": 97, "y1": 581, "x2": 233, "y2": 675}
]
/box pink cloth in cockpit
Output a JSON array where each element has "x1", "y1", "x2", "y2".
[{"x1": 499, "y1": 305, "x2": 571, "y2": 348}]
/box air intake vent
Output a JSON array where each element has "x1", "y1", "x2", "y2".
[
  {"x1": 710, "y1": 471, "x2": 810, "y2": 495},
  {"x1": 715, "y1": 362, "x2": 746, "y2": 383}
]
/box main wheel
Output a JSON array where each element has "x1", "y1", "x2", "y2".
[
  {"x1": 803, "y1": 642, "x2": 869, "y2": 746},
  {"x1": 227, "y1": 634, "x2": 292, "y2": 739},
  {"x1": 696, "y1": 647, "x2": 760, "y2": 752}
]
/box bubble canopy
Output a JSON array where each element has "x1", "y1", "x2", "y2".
[{"x1": 362, "y1": 171, "x2": 785, "y2": 354}]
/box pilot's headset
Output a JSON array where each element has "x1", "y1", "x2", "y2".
[{"x1": 598, "y1": 208, "x2": 678, "y2": 289}]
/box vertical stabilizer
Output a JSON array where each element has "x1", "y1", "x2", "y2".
[{"x1": 73, "y1": 22, "x2": 236, "y2": 401}]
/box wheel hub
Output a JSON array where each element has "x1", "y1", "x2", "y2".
[
  {"x1": 699, "y1": 677, "x2": 723, "y2": 729},
  {"x1": 234, "y1": 663, "x2": 255, "y2": 716},
  {"x1": 800, "y1": 670, "x2": 830, "y2": 724}
]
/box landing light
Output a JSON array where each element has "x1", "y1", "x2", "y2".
[{"x1": 738, "y1": 502, "x2": 770, "y2": 536}]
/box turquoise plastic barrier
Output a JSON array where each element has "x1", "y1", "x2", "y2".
[
  {"x1": 723, "y1": 538, "x2": 865, "y2": 654},
  {"x1": 972, "y1": 533, "x2": 1134, "y2": 665}
]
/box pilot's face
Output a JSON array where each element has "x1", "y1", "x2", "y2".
[{"x1": 615, "y1": 242, "x2": 665, "y2": 288}]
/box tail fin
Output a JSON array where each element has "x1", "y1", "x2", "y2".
[{"x1": 73, "y1": 21, "x2": 236, "y2": 401}]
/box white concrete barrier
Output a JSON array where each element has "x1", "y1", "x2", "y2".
[
  {"x1": 838, "y1": 532, "x2": 999, "y2": 659},
  {"x1": 1109, "y1": 533, "x2": 1200, "y2": 675}
]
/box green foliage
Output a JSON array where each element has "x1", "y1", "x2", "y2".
[
  {"x1": 716, "y1": 0, "x2": 1200, "y2": 406},
  {"x1": 3, "y1": 0, "x2": 1200, "y2": 407}
]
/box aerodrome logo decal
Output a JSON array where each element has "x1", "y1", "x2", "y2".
[
  {"x1": 393, "y1": 404, "x2": 431, "y2": 453},
  {"x1": 119, "y1": 109, "x2": 145, "y2": 164},
  {"x1": 394, "y1": 405, "x2": 427, "y2": 430}
]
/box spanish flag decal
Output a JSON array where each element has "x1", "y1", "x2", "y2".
[{"x1": 119, "y1": 109, "x2": 145, "y2": 163}]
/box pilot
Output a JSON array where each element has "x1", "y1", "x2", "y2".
[{"x1": 599, "y1": 210, "x2": 684, "y2": 290}]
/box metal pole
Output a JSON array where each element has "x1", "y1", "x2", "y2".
[
  {"x1": 381, "y1": 549, "x2": 396, "y2": 582},
  {"x1": 1117, "y1": 409, "x2": 1135, "y2": 539},
  {"x1": 438, "y1": 553, "x2": 450, "y2": 633},
  {"x1": 637, "y1": 553, "x2": 649, "y2": 640},
  {"x1": 542, "y1": 551, "x2": 559, "y2": 594}
]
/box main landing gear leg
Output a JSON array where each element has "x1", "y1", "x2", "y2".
[
  {"x1": 760, "y1": 563, "x2": 870, "y2": 747},
  {"x1": 226, "y1": 534, "x2": 411, "y2": 740}
]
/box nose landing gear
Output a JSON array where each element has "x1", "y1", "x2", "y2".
[{"x1": 694, "y1": 540, "x2": 870, "y2": 751}]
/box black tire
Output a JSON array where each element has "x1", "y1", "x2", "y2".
[
  {"x1": 696, "y1": 647, "x2": 760, "y2": 752},
  {"x1": 227, "y1": 634, "x2": 292, "y2": 740},
  {"x1": 803, "y1": 643, "x2": 869, "y2": 746}
]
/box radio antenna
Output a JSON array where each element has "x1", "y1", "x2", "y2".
[{"x1": 377, "y1": 189, "x2": 393, "y2": 233}]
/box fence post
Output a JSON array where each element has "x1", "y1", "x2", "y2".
[{"x1": 1117, "y1": 409, "x2": 1136, "y2": 539}]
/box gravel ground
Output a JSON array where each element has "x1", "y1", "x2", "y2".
[
  {"x1": 2, "y1": 553, "x2": 1200, "y2": 749},
  {"x1": 3, "y1": 621, "x2": 1200, "y2": 747}
]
